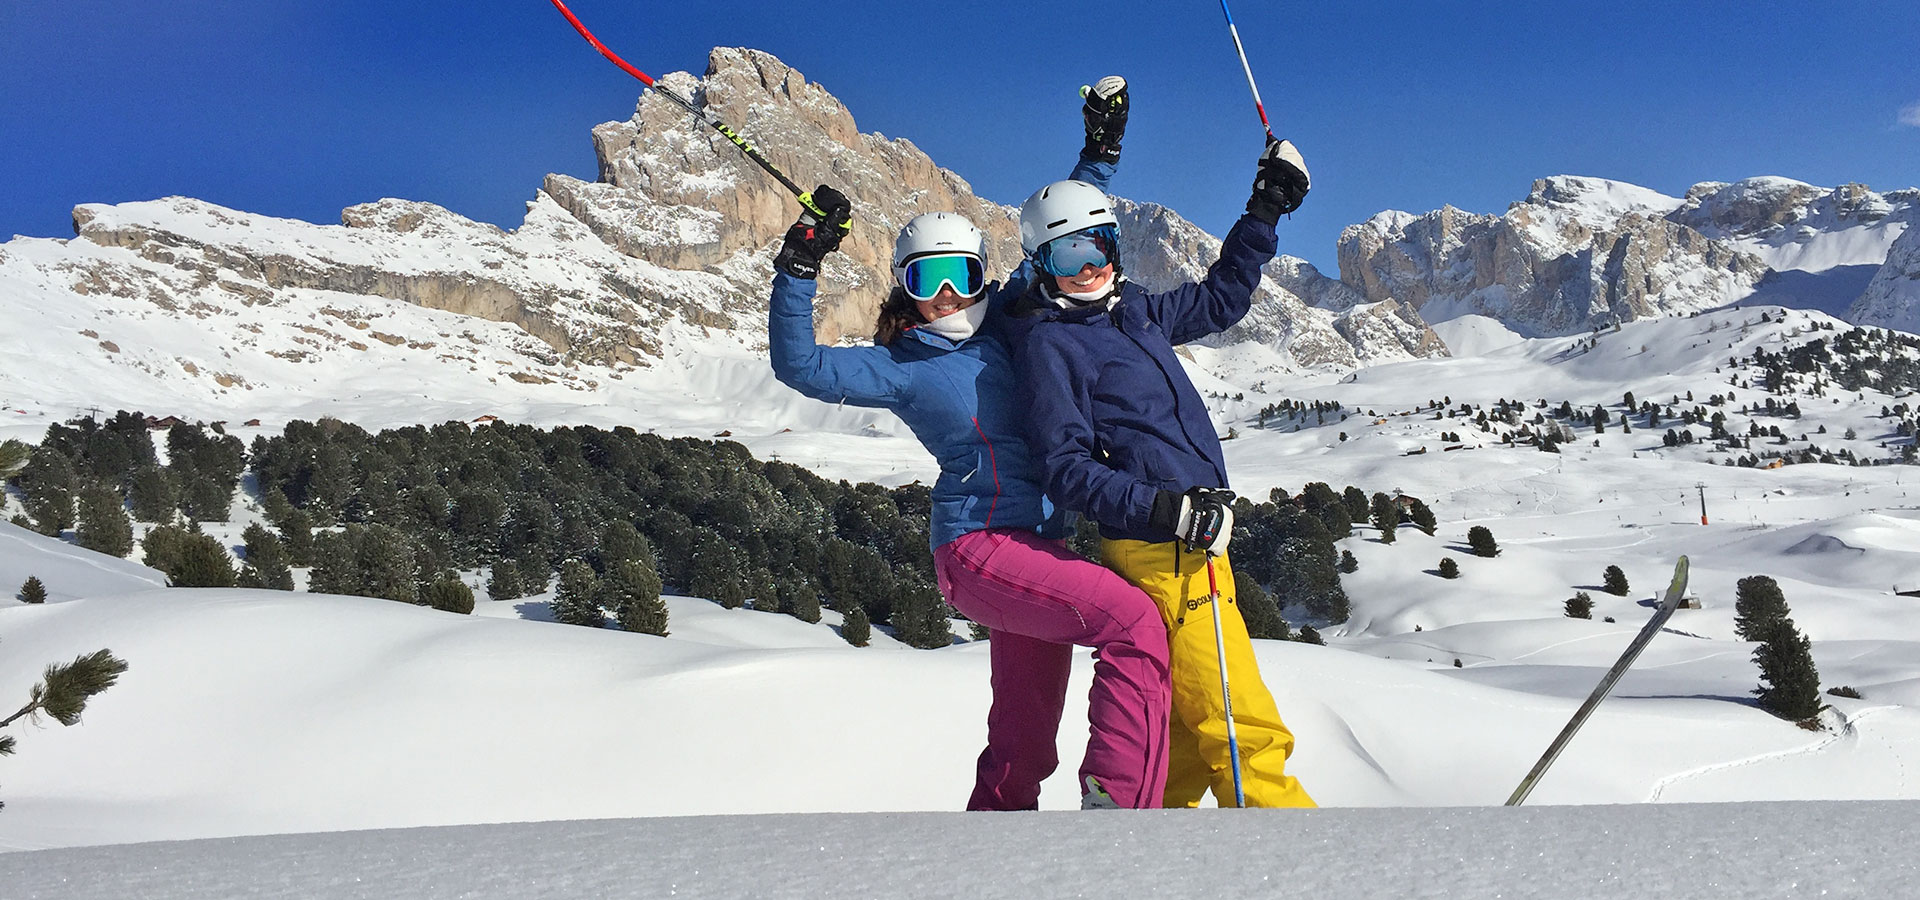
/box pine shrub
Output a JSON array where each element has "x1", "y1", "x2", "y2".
[
  {"x1": 75, "y1": 481, "x2": 134, "y2": 557},
  {"x1": 1338, "y1": 550, "x2": 1358, "y2": 574},
  {"x1": 1297, "y1": 625, "x2": 1325, "y2": 646},
  {"x1": 841, "y1": 605, "x2": 872, "y2": 647},
  {"x1": 18, "y1": 576, "x2": 47, "y2": 604},
  {"x1": 1235, "y1": 570, "x2": 1288, "y2": 640},
  {"x1": 892, "y1": 579, "x2": 954, "y2": 649},
  {"x1": 1602, "y1": 565, "x2": 1630, "y2": 596},
  {"x1": 1565, "y1": 592, "x2": 1593, "y2": 619},
  {"x1": 1753, "y1": 617, "x2": 1822, "y2": 722},
  {"x1": 1369, "y1": 492, "x2": 1397, "y2": 544},
  {"x1": 1733, "y1": 575, "x2": 1789, "y2": 643},
  {"x1": 1342, "y1": 486, "x2": 1370, "y2": 523},
  {"x1": 608, "y1": 558, "x2": 669, "y2": 636},
  {"x1": 424, "y1": 577, "x2": 476, "y2": 615},
  {"x1": 1467, "y1": 525, "x2": 1499, "y2": 558},
  {"x1": 486, "y1": 561, "x2": 525, "y2": 602},
  {"x1": 550, "y1": 559, "x2": 603, "y2": 627},
  {"x1": 1826, "y1": 686, "x2": 1862, "y2": 699},
  {"x1": 1407, "y1": 499, "x2": 1437, "y2": 536},
  {"x1": 236, "y1": 522, "x2": 295, "y2": 590},
  {"x1": 1437, "y1": 557, "x2": 1460, "y2": 579}
]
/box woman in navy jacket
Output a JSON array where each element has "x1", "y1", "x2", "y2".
[
  {"x1": 765, "y1": 78, "x2": 1169, "y2": 811},
  {"x1": 1003, "y1": 140, "x2": 1317, "y2": 808}
]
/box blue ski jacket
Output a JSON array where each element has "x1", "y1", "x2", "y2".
[
  {"x1": 767, "y1": 156, "x2": 1114, "y2": 551},
  {"x1": 1002, "y1": 213, "x2": 1278, "y2": 544}
]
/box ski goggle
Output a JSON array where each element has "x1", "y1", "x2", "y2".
[
  {"x1": 1037, "y1": 225, "x2": 1119, "y2": 278},
  {"x1": 900, "y1": 253, "x2": 986, "y2": 302}
]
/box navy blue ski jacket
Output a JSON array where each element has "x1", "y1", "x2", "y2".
[
  {"x1": 1003, "y1": 213, "x2": 1278, "y2": 543},
  {"x1": 767, "y1": 156, "x2": 1114, "y2": 551}
]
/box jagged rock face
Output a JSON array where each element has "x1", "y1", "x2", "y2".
[
  {"x1": 63, "y1": 194, "x2": 737, "y2": 368},
  {"x1": 1113, "y1": 199, "x2": 1446, "y2": 369},
  {"x1": 1667, "y1": 178, "x2": 1917, "y2": 271},
  {"x1": 1851, "y1": 225, "x2": 1920, "y2": 332},
  {"x1": 1338, "y1": 177, "x2": 1770, "y2": 336},
  {"x1": 542, "y1": 47, "x2": 1024, "y2": 343}
]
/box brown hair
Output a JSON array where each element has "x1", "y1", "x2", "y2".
[{"x1": 873, "y1": 286, "x2": 926, "y2": 346}]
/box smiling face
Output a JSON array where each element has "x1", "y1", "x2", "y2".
[
  {"x1": 915, "y1": 284, "x2": 980, "y2": 321},
  {"x1": 1052, "y1": 262, "x2": 1116, "y2": 296}
]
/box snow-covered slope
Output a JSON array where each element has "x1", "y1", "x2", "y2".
[{"x1": 4, "y1": 307, "x2": 1919, "y2": 857}]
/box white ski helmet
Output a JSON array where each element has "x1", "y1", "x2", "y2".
[
  {"x1": 1019, "y1": 179, "x2": 1119, "y2": 257},
  {"x1": 892, "y1": 212, "x2": 987, "y2": 282}
]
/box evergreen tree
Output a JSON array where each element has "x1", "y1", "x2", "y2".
[
  {"x1": 1369, "y1": 492, "x2": 1397, "y2": 544},
  {"x1": 355, "y1": 524, "x2": 418, "y2": 604},
  {"x1": 280, "y1": 508, "x2": 315, "y2": 566},
  {"x1": 1467, "y1": 526, "x2": 1499, "y2": 558},
  {"x1": 127, "y1": 465, "x2": 177, "y2": 523},
  {"x1": 607, "y1": 558, "x2": 668, "y2": 636},
  {"x1": 1341, "y1": 486, "x2": 1370, "y2": 523},
  {"x1": 1406, "y1": 498, "x2": 1437, "y2": 536},
  {"x1": 1733, "y1": 575, "x2": 1790, "y2": 643},
  {"x1": 892, "y1": 578, "x2": 954, "y2": 649},
  {"x1": 168, "y1": 530, "x2": 237, "y2": 588},
  {"x1": 1338, "y1": 550, "x2": 1358, "y2": 574},
  {"x1": 1565, "y1": 591, "x2": 1594, "y2": 619},
  {"x1": 307, "y1": 531, "x2": 359, "y2": 596},
  {"x1": 780, "y1": 576, "x2": 822, "y2": 624},
  {"x1": 236, "y1": 522, "x2": 294, "y2": 590},
  {"x1": 139, "y1": 523, "x2": 192, "y2": 579},
  {"x1": 1437, "y1": 557, "x2": 1460, "y2": 579},
  {"x1": 1235, "y1": 569, "x2": 1288, "y2": 640},
  {"x1": 840, "y1": 605, "x2": 872, "y2": 647},
  {"x1": 18, "y1": 576, "x2": 46, "y2": 604},
  {"x1": 597, "y1": 519, "x2": 649, "y2": 571},
  {"x1": 19, "y1": 448, "x2": 76, "y2": 536},
  {"x1": 486, "y1": 560, "x2": 525, "y2": 602},
  {"x1": 1297, "y1": 625, "x2": 1325, "y2": 646},
  {"x1": 423, "y1": 576, "x2": 476, "y2": 615},
  {"x1": 1602, "y1": 565, "x2": 1630, "y2": 596},
  {"x1": 1753, "y1": 617, "x2": 1822, "y2": 721},
  {"x1": 517, "y1": 552, "x2": 552, "y2": 596},
  {"x1": 551, "y1": 559, "x2": 603, "y2": 627},
  {"x1": 75, "y1": 481, "x2": 134, "y2": 557}
]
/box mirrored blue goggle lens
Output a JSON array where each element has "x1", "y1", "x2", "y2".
[
  {"x1": 903, "y1": 254, "x2": 984, "y2": 301},
  {"x1": 1040, "y1": 227, "x2": 1117, "y2": 277}
]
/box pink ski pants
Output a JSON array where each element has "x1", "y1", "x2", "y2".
[{"x1": 934, "y1": 528, "x2": 1171, "y2": 810}]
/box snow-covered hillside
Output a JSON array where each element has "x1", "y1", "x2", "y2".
[{"x1": 3, "y1": 306, "x2": 1919, "y2": 862}]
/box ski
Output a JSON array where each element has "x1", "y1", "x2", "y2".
[{"x1": 1504, "y1": 555, "x2": 1691, "y2": 806}]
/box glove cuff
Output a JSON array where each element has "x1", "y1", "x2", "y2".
[
  {"x1": 1147, "y1": 489, "x2": 1186, "y2": 537},
  {"x1": 1246, "y1": 195, "x2": 1284, "y2": 227}
]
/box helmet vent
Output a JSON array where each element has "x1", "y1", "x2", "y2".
[{"x1": 1046, "y1": 218, "x2": 1069, "y2": 229}]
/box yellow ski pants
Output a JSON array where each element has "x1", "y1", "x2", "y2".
[{"x1": 1102, "y1": 538, "x2": 1316, "y2": 809}]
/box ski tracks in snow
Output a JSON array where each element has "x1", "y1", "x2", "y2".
[{"x1": 1645, "y1": 704, "x2": 1909, "y2": 801}]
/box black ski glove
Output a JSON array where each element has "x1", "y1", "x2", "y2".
[
  {"x1": 772, "y1": 185, "x2": 853, "y2": 280},
  {"x1": 1081, "y1": 76, "x2": 1128, "y2": 165},
  {"x1": 1246, "y1": 138, "x2": 1311, "y2": 225},
  {"x1": 1148, "y1": 487, "x2": 1237, "y2": 555}
]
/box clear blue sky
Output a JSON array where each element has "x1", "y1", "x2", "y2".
[{"x1": 4, "y1": 1, "x2": 1916, "y2": 272}]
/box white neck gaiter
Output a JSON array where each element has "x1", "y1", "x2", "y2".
[{"x1": 920, "y1": 299, "x2": 990, "y2": 342}]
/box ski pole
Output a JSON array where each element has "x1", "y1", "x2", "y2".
[
  {"x1": 1216, "y1": 0, "x2": 1275, "y2": 141},
  {"x1": 1204, "y1": 553, "x2": 1247, "y2": 808},
  {"x1": 546, "y1": 0, "x2": 828, "y2": 216}
]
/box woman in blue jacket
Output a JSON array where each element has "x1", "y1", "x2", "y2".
[{"x1": 765, "y1": 78, "x2": 1169, "y2": 811}]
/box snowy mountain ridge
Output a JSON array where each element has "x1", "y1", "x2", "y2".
[{"x1": 1339, "y1": 174, "x2": 1919, "y2": 337}]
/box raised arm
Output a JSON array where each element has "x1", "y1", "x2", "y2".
[
  {"x1": 1138, "y1": 139, "x2": 1310, "y2": 344},
  {"x1": 997, "y1": 76, "x2": 1128, "y2": 303},
  {"x1": 766, "y1": 187, "x2": 913, "y2": 407}
]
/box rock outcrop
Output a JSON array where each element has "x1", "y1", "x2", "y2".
[
  {"x1": 1851, "y1": 225, "x2": 1920, "y2": 333},
  {"x1": 1337, "y1": 177, "x2": 1770, "y2": 337}
]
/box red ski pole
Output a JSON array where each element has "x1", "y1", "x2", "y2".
[
  {"x1": 1217, "y1": 0, "x2": 1276, "y2": 141},
  {"x1": 547, "y1": 0, "x2": 823, "y2": 212}
]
